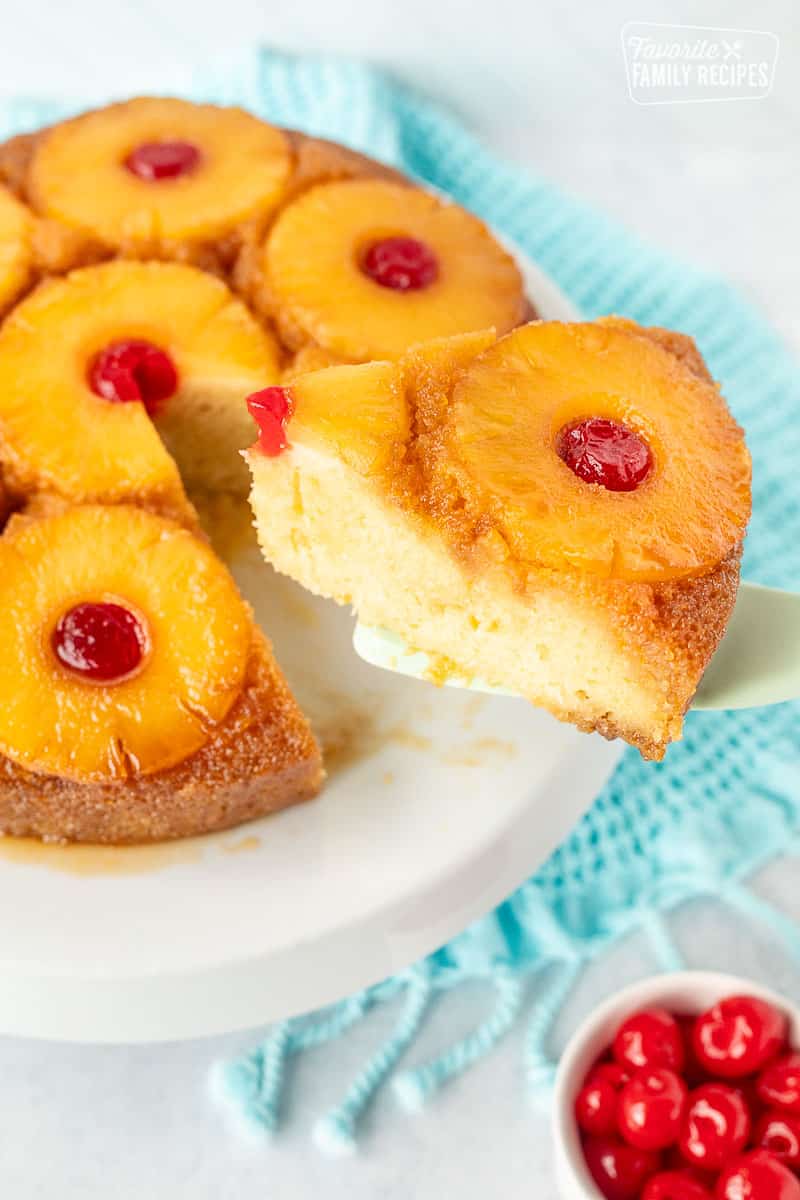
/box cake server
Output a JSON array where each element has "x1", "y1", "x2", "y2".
[{"x1": 352, "y1": 581, "x2": 800, "y2": 712}]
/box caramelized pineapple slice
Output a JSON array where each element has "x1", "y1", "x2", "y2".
[
  {"x1": 263, "y1": 180, "x2": 525, "y2": 361},
  {"x1": 28, "y1": 98, "x2": 292, "y2": 251},
  {"x1": 0, "y1": 183, "x2": 32, "y2": 313},
  {"x1": 269, "y1": 322, "x2": 750, "y2": 584},
  {"x1": 280, "y1": 331, "x2": 496, "y2": 475},
  {"x1": 0, "y1": 260, "x2": 281, "y2": 510},
  {"x1": 442, "y1": 322, "x2": 751, "y2": 581},
  {"x1": 288, "y1": 360, "x2": 409, "y2": 475},
  {"x1": 0, "y1": 505, "x2": 250, "y2": 782}
]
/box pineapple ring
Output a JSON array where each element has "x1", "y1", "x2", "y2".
[
  {"x1": 0, "y1": 260, "x2": 281, "y2": 506},
  {"x1": 0, "y1": 183, "x2": 32, "y2": 313},
  {"x1": 444, "y1": 322, "x2": 751, "y2": 582},
  {"x1": 27, "y1": 98, "x2": 292, "y2": 247},
  {"x1": 263, "y1": 179, "x2": 525, "y2": 361},
  {"x1": 0, "y1": 505, "x2": 250, "y2": 782}
]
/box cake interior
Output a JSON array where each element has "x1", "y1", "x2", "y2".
[{"x1": 248, "y1": 443, "x2": 737, "y2": 761}]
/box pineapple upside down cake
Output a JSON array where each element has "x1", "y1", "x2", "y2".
[
  {"x1": 0, "y1": 96, "x2": 532, "y2": 842},
  {"x1": 246, "y1": 321, "x2": 751, "y2": 761}
]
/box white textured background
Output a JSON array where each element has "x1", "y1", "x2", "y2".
[{"x1": 0, "y1": 0, "x2": 798, "y2": 1195}]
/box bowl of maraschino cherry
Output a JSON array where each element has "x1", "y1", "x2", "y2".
[{"x1": 553, "y1": 972, "x2": 800, "y2": 1200}]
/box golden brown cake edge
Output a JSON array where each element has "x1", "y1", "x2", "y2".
[{"x1": 0, "y1": 629, "x2": 323, "y2": 844}]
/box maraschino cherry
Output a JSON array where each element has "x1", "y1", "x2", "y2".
[
  {"x1": 693, "y1": 996, "x2": 787, "y2": 1080},
  {"x1": 757, "y1": 1054, "x2": 800, "y2": 1114},
  {"x1": 643, "y1": 1171, "x2": 713, "y2": 1200},
  {"x1": 53, "y1": 602, "x2": 147, "y2": 683},
  {"x1": 558, "y1": 417, "x2": 652, "y2": 492},
  {"x1": 361, "y1": 236, "x2": 439, "y2": 291},
  {"x1": 678, "y1": 1083, "x2": 751, "y2": 1171},
  {"x1": 583, "y1": 1136, "x2": 662, "y2": 1200},
  {"x1": 247, "y1": 386, "x2": 294, "y2": 456},
  {"x1": 89, "y1": 339, "x2": 178, "y2": 417},
  {"x1": 618, "y1": 1068, "x2": 688, "y2": 1151},
  {"x1": 754, "y1": 1111, "x2": 800, "y2": 1168},
  {"x1": 614, "y1": 1009, "x2": 685, "y2": 1074},
  {"x1": 576, "y1": 994, "x2": 796, "y2": 1200},
  {"x1": 715, "y1": 1151, "x2": 800, "y2": 1200},
  {"x1": 124, "y1": 140, "x2": 201, "y2": 181}
]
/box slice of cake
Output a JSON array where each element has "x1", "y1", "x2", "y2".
[
  {"x1": 0, "y1": 505, "x2": 321, "y2": 843},
  {"x1": 245, "y1": 320, "x2": 751, "y2": 760},
  {"x1": 0, "y1": 258, "x2": 281, "y2": 515}
]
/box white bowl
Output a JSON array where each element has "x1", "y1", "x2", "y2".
[{"x1": 552, "y1": 970, "x2": 800, "y2": 1200}]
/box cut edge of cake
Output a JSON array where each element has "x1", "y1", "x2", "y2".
[{"x1": 247, "y1": 441, "x2": 742, "y2": 760}]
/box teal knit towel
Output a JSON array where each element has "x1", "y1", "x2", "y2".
[{"x1": 2, "y1": 49, "x2": 799, "y2": 1155}]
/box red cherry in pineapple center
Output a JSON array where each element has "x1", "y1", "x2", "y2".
[
  {"x1": 89, "y1": 339, "x2": 178, "y2": 417},
  {"x1": 124, "y1": 140, "x2": 201, "y2": 181},
  {"x1": 558, "y1": 417, "x2": 652, "y2": 492},
  {"x1": 52, "y1": 602, "x2": 147, "y2": 683},
  {"x1": 247, "y1": 386, "x2": 294, "y2": 457},
  {"x1": 361, "y1": 236, "x2": 439, "y2": 291}
]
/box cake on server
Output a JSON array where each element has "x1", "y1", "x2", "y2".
[{"x1": 245, "y1": 320, "x2": 751, "y2": 760}]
